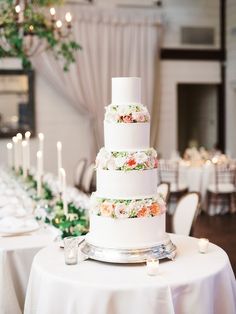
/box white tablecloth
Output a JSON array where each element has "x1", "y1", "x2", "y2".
[
  {"x1": 25, "y1": 234, "x2": 236, "y2": 314},
  {"x1": 0, "y1": 226, "x2": 58, "y2": 314}
]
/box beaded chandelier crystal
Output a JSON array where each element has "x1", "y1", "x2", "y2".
[{"x1": 0, "y1": 0, "x2": 81, "y2": 70}]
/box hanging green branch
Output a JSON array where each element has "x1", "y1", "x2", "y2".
[{"x1": 0, "y1": 0, "x2": 81, "y2": 71}]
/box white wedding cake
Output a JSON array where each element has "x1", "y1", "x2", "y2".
[{"x1": 86, "y1": 77, "x2": 170, "y2": 251}]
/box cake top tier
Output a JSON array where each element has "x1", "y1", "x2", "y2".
[{"x1": 112, "y1": 77, "x2": 141, "y2": 104}]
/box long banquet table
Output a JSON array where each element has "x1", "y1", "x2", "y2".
[
  {"x1": 25, "y1": 234, "x2": 236, "y2": 314},
  {"x1": 0, "y1": 166, "x2": 90, "y2": 314}
]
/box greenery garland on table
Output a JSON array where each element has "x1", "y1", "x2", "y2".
[
  {"x1": 45, "y1": 200, "x2": 89, "y2": 239},
  {"x1": 0, "y1": 0, "x2": 81, "y2": 70},
  {"x1": 15, "y1": 169, "x2": 89, "y2": 238}
]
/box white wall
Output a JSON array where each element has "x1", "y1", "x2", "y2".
[
  {"x1": 94, "y1": 0, "x2": 220, "y2": 49},
  {"x1": 0, "y1": 67, "x2": 92, "y2": 185},
  {"x1": 226, "y1": 0, "x2": 236, "y2": 157},
  {"x1": 161, "y1": 0, "x2": 220, "y2": 49},
  {"x1": 158, "y1": 61, "x2": 221, "y2": 158}
]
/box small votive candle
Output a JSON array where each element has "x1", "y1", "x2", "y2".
[
  {"x1": 198, "y1": 238, "x2": 209, "y2": 253},
  {"x1": 64, "y1": 237, "x2": 78, "y2": 265},
  {"x1": 146, "y1": 258, "x2": 159, "y2": 276}
]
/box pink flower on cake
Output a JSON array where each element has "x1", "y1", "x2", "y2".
[
  {"x1": 100, "y1": 201, "x2": 114, "y2": 217},
  {"x1": 154, "y1": 158, "x2": 158, "y2": 168},
  {"x1": 137, "y1": 207, "x2": 148, "y2": 218},
  {"x1": 132, "y1": 112, "x2": 146, "y2": 122},
  {"x1": 126, "y1": 158, "x2": 137, "y2": 169},
  {"x1": 159, "y1": 204, "x2": 167, "y2": 214},
  {"x1": 114, "y1": 203, "x2": 130, "y2": 218},
  {"x1": 122, "y1": 115, "x2": 133, "y2": 123}
]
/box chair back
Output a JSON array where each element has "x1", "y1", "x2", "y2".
[
  {"x1": 74, "y1": 158, "x2": 87, "y2": 189},
  {"x1": 159, "y1": 160, "x2": 180, "y2": 188},
  {"x1": 80, "y1": 162, "x2": 96, "y2": 194},
  {"x1": 173, "y1": 192, "x2": 200, "y2": 236},
  {"x1": 157, "y1": 182, "x2": 170, "y2": 203},
  {"x1": 214, "y1": 163, "x2": 236, "y2": 191}
]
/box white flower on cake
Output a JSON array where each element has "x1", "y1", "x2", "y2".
[
  {"x1": 114, "y1": 203, "x2": 130, "y2": 218},
  {"x1": 105, "y1": 111, "x2": 120, "y2": 123},
  {"x1": 133, "y1": 152, "x2": 148, "y2": 164},
  {"x1": 115, "y1": 156, "x2": 127, "y2": 168},
  {"x1": 106, "y1": 158, "x2": 116, "y2": 170},
  {"x1": 95, "y1": 148, "x2": 111, "y2": 169},
  {"x1": 149, "y1": 148, "x2": 157, "y2": 158},
  {"x1": 117, "y1": 106, "x2": 131, "y2": 116},
  {"x1": 105, "y1": 104, "x2": 150, "y2": 123}
]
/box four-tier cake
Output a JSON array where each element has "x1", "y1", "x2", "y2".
[{"x1": 83, "y1": 77, "x2": 176, "y2": 262}]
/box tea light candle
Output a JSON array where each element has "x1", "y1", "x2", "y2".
[
  {"x1": 198, "y1": 238, "x2": 209, "y2": 253},
  {"x1": 146, "y1": 258, "x2": 159, "y2": 276}
]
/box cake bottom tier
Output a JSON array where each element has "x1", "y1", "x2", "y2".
[{"x1": 86, "y1": 214, "x2": 167, "y2": 249}]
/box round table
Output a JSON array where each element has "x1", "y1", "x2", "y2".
[
  {"x1": 0, "y1": 226, "x2": 58, "y2": 314},
  {"x1": 24, "y1": 234, "x2": 236, "y2": 314}
]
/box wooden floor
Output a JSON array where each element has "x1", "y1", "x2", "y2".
[{"x1": 166, "y1": 212, "x2": 236, "y2": 276}]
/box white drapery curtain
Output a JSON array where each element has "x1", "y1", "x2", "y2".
[{"x1": 32, "y1": 6, "x2": 162, "y2": 160}]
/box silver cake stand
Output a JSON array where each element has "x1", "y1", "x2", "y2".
[{"x1": 81, "y1": 236, "x2": 177, "y2": 264}]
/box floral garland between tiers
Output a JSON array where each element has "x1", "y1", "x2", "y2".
[
  {"x1": 90, "y1": 195, "x2": 166, "y2": 219},
  {"x1": 105, "y1": 104, "x2": 150, "y2": 123},
  {"x1": 96, "y1": 148, "x2": 158, "y2": 171}
]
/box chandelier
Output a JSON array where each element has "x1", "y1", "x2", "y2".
[{"x1": 0, "y1": 0, "x2": 81, "y2": 71}]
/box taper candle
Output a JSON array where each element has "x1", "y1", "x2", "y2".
[
  {"x1": 59, "y1": 167, "x2": 68, "y2": 216},
  {"x1": 57, "y1": 141, "x2": 62, "y2": 182},
  {"x1": 12, "y1": 136, "x2": 19, "y2": 172},
  {"x1": 38, "y1": 133, "x2": 44, "y2": 174},
  {"x1": 16, "y1": 133, "x2": 23, "y2": 168},
  {"x1": 22, "y1": 140, "x2": 28, "y2": 179},
  {"x1": 37, "y1": 151, "x2": 43, "y2": 198},
  {"x1": 6, "y1": 143, "x2": 13, "y2": 168},
  {"x1": 25, "y1": 131, "x2": 31, "y2": 171}
]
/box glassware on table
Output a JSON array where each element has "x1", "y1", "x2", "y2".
[{"x1": 64, "y1": 236, "x2": 79, "y2": 265}]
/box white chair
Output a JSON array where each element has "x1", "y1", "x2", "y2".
[
  {"x1": 157, "y1": 182, "x2": 170, "y2": 203},
  {"x1": 74, "y1": 158, "x2": 87, "y2": 190},
  {"x1": 206, "y1": 163, "x2": 236, "y2": 214},
  {"x1": 158, "y1": 159, "x2": 188, "y2": 195},
  {"x1": 80, "y1": 162, "x2": 96, "y2": 194},
  {"x1": 172, "y1": 192, "x2": 200, "y2": 236}
]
